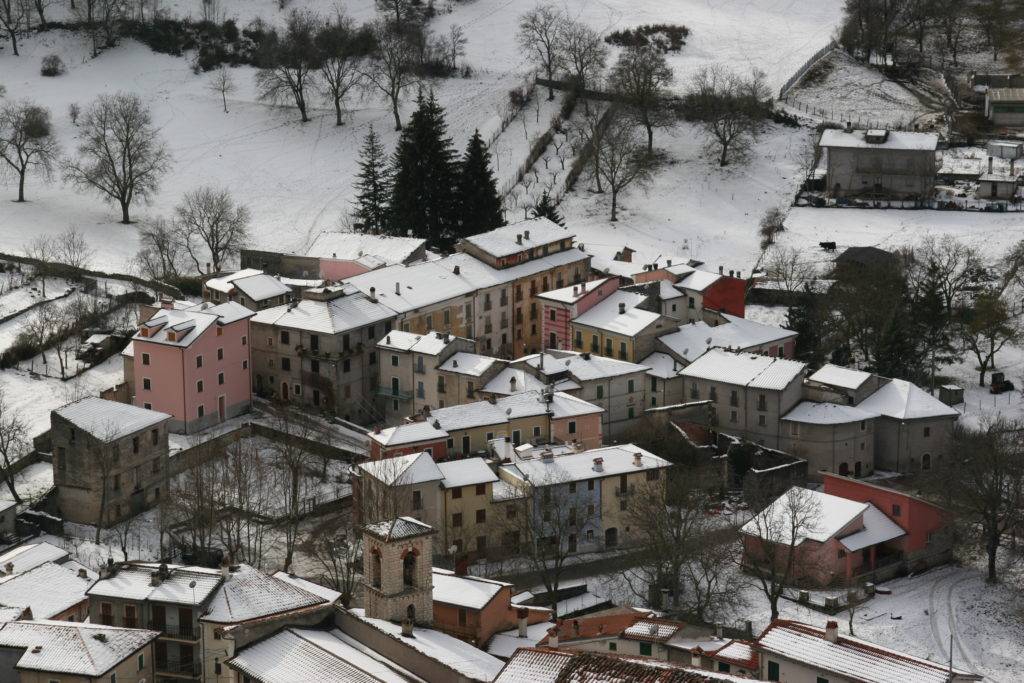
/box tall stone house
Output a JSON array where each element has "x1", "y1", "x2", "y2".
[
  {"x1": 818, "y1": 128, "x2": 939, "y2": 199},
  {"x1": 376, "y1": 330, "x2": 476, "y2": 422},
  {"x1": 51, "y1": 397, "x2": 171, "y2": 527}
]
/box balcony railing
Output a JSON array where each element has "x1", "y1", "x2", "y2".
[
  {"x1": 376, "y1": 386, "x2": 412, "y2": 400},
  {"x1": 614, "y1": 485, "x2": 636, "y2": 498},
  {"x1": 150, "y1": 621, "x2": 198, "y2": 640}
]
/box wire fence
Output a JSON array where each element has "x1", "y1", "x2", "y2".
[
  {"x1": 776, "y1": 95, "x2": 925, "y2": 132},
  {"x1": 778, "y1": 40, "x2": 838, "y2": 99}
]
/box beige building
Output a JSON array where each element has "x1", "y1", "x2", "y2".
[
  {"x1": 249, "y1": 284, "x2": 397, "y2": 422},
  {"x1": 780, "y1": 401, "x2": 877, "y2": 479},
  {"x1": 377, "y1": 330, "x2": 476, "y2": 422},
  {"x1": 363, "y1": 517, "x2": 436, "y2": 625},
  {"x1": 203, "y1": 269, "x2": 292, "y2": 311},
  {"x1": 819, "y1": 128, "x2": 939, "y2": 199},
  {"x1": 436, "y1": 351, "x2": 506, "y2": 406},
  {"x1": 0, "y1": 621, "x2": 158, "y2": 683},
  {"x1": 355, "y1": 452, "x2": 446, "y2": 530},
  {"x1": 51, "y1": 397, "x2": 171, "y2": 527},
  {"x1": 571, "y1": 290, "x2": 676, "y2": 364}
]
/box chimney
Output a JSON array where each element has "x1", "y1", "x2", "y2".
[
  {"x1": 454, "y1": 265, "x2": 460, "y2": 275},
  {"x1": 395, "y1": 282, "x2": 401, "y2": 295},
  {"x1": 718, "y1": 265, "x2": 723, "y2": 274},
  {"x1": 517, "y1": 607, "x2": 529, "y2": 637},
  {"x1": 524, "y1": 229, "x2": 531, "y2": 240},
  {"x1": 989, "y1": 156, "x2": 994, "y2": 174},
  {"x1": 77, "y1": 568, "x2": 88, "y2": 579},
  {"x1": 618, "y1": 302, "x2": 626, "y2": 314},
  {"x1": 666, "y1": 259, "x2": 672, "y2": 267},
  {"x1": 373, "y1": 425, "x2": 382, "y2": 434},
  {"x1": 510, "y1": 375, "x2": 518, "y2": 391},
  {"x1": 737, "y1": 270, "x2": 742, "y2": 279},
  {"x1": 541, "y1": 449, "x2": 554, "y2": 462},
  {"x1": 385, "y1": 335, "x2": 390, "y2": 345},
  {"x1": 452, "y1": 359, "x2": 458, "y2": 368},
  {"x1": 150, "y1": 572, "x2": 162, "y2": 587},
  {"x1": 432, "y1": 419, "x2": 441, "y2": 429},
  {"x1": 825, "y1": 620, "x2": 839, "y2": 643},
  {"x1": 160, "y1": 296, "x2": 174, "y2": 310},
  {"x1": 691, "y1": 650, "x2": 702, "y2": 667},
  {"x1": 3, "y1": 562, "x2": 12, "y2": 574},
  {"x1": 547, "y1": 626, "x2": 559, "y2": 649},
  {"x1": 729, "y1": 269, "x2": 734, "y2": 277},
  {"x1": 633, "y1": 452, "x2": 643, "y2": 467},
  {"x1": 401, "y1": 617, "x2": 414, "y2": 637},
  {"x1": 845, "y1": 121, "x2": 853, "y2": 133},
  {"x1": 516, "y1": 233, "x2": 523, "y2": 245},
  {"x1": 369, "y1": 286, "x2": 376, "y2": 301},
  {"x1": 593, "y1": 457, "x2": 604, "y2": 472}
]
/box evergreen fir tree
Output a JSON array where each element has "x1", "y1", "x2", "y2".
[
  {"x1": 353, "y1": 126, "x2": 392, "y2": 235},
  {"x1": 531, "y1": 190, "x2": 565, "y2": 226},
  {"x1": 389, "y1": 91, "x2": 460, "y2": 249},
  {"x1": 456, "y1": 129, "x2": 504, "y2": 237},
  {"x1": 786, "y1": 283, "x2": 826, "y2": 367}
]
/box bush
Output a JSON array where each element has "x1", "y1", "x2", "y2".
[
  {"x1": 40, "y1": 54, "x2": 65, "y2": 77},
  {"x1": 605, "y1": 24, "x2": 689, "y2": 52}
]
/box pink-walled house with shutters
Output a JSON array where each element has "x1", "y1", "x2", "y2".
[
  {"x1": 537, "y1": 278, "x2": 620, "y2": 351},
  {"x1": 131, "y1": 301, "x2": 254, "y2": 434}
]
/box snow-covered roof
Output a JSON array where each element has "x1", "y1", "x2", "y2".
[
  {"x1": 536, "y1": 277, "x2": 613, "y2": 304},
  {"x1": 364, "y1": 517, "x2": 435, "y2": 542},
  {"x1": 377, "y1": 330, "x2": 459, "y2": 354},
  {"x1": 741, "y1": 487, "x2": 867, "y2": 546},
  {"x1": 271, "y1": 572, "x2": 342, "y2": 605},
  {"x1": 487, "y1": 620, "x2": 553, "y2": 658},
  {"x1": 53, "y1": 397, "x2": 170, "y2": 441},
  {"x1": 494, "y1": 647, "x2": 751, "y2": 683},
  {"x1": 205, "y1": 268, "x2": 263, "y2": 293},
  {"x1": 0, "y1": 620, "x2": 158, "y2": 676},
  {"x1": 343, "y1": 260, "x2": 477, "y2": 314},
  {"x1": 641, "y1": 352, "x2": 684, "y2": 378},
  {"x1": 858, "y1": 379, "x2": 959, "y2": 420},
  {"x1": 136, "y1": 303, "x2": 253, "y2": 347},
  {"x1": 437, "y1": 457, "x2": 498, "y2": 489},
  {"x1": 621, "y1": 618, "x2": 684, "y2": 643},
  {"x1": 819, "y1": 128, "x2": 939, "y2": 151},
  {"x1": 659, "y1": 315, "x2": 795, "y2": 363},
  {"x1": 0, "y1": 542, "x2": 69, "y2": 576},
  {"x1": 681, "y1": 349, "x2": 805, "y2": 391},
  {"x1": 228, "y1": 627, "x2": 412, "y2": 683},
  {"x1": 0, "y1": 562, "x2": 94, "y2": 619},
  {"x1": 202, "y1": 564, "x2": 327, "y2": 624},
  {"x1": 756, "y1": 621, "x2": 980, "y2": 683},
  {"x1": 572, "y1": 290, "x2": 662, "y2": 336},
  {"x1": 439, "y1": 352, "x2": 502, "y2": 377},
  {"x1": 231, "y1": 273, "x2": 291, "y2": 301},
  {"x1": 461, "y1": 218, "x2": 571, "y2": 258},
  {"x1": 251, "y1": 292, "x2": 396, "y2": 335},
  {"x1": 988, "y1": 87, "x2": 1024, "y2": 102},
  {"x1": 87, "y1": 564, "x2": 223, "y2": 606},
  {"x1": 839, "y1": 503, "x2": 906, "y2": 551},
  {"x1": 431, "y1": 568, "x2": 509, "y2": 609},
  {"x1": 358, "y1": 451, "x2": 444, "y2": 486},
  {"x1": 502, "y1": 444, "x2": 670, "y2": 486},
  {"x1": 483, "y1": 367, "x2": 547, "y2": 395},
  {"x1": 676, "y1": 269, "x2": 723, "y2": 292},
  {"x1": 782, "y1": 401, "x2": 877, "y2": 425},
  {"x1": 306, "y1": 231, "x2": 426, "y2": 265},
  {"x1": 808, "y1": 364, "x2": 872, "y2": 390},
  {"x1": 349, "y1": 608, "x2": 504, "y2": 681},
  {"x1": 521, "y1": 351, "x2": 648, "y2": 381},
  {"x1": 711, "y1": 640, "x2": 758, "y2": 669},
  {"x1": 369, "y1": 421, "x2": 448, "y2": 447}
]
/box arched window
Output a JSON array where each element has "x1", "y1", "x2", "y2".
[
  {"x1": 403, "y1": 552, "x2": 416, "y2": 587},
  {"x1": 371, "y1": 549, "x2": 382, "y2": 589},
  {"x1": 922, "y1": 453, "x2": 931, "y2": 470}
]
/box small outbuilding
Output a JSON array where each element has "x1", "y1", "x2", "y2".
[{"x1": 986, "y1": 88, "x2": 1024, "y2": 127}]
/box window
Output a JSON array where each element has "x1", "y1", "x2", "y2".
[
  {"x1": 718, "y1": 662, "x2": 731, "y2": 673},
  {"x1": 217, "y1": 347, "x2": 224, "y2": 361},
  {"x1": 860, "y1": 420, "x2": 866, "y2": 430},
  {"x1": 452, "y1": 513, "x2": 463, "y2": 528},
  {"x1": 596, "y1": 385, "x2": 604, "y2": 399},
  {"x1": 196, "y1": 355, "x2": 203, "y2": 368},
  {"x1": 138, "y1": 653, "x2": 145, "y2": 670},
  {"x1": 838, "y1": 549, "x2": 846, "y2": 559},
  {"x1": 709, "y1": 386, "x2": 717, "y2": 401},
  {"x1": 588, "y1": 480, "x2": 594, "y2": 491},
  {"x1": 639, "y1": 642, "x2": 652, "y2": 656},
  {"x1": 216, "y1": 326, "x2": 223, "y2": 336},
  {"x1": 391, "y1": 355, "x2": 399, "y2": 367},
  {"x1": 549, "y1": 309, "x2": 556, "y2": 321},
  {"x1": 458, "y1": 608, "x2": 467, "y2": 627},
  {"x1": 758, "y1": 414, "x2": 766, "y2": 426},
  {"x1": 628, "y1": 407, "x2": 635, "y2": 419},
  {"x1": 310, "y1": 334, "x2": 320, "y2": 351},
  {"x1": 646, "y1": 469, "x2": 660, "y2": 481},
  {"x1": 512, "y1": 430, "x2": 521, "y2": 445},
  {"x1": 413, "y1": 490, "x2": 422, "y2": 510},
  {"x1": 197, "y1": 380, "x2": 204, "y2": 393},
  {"x1": 816, "y1": 678, "x2": 830, "y2": 683},
  {"x1": 475, "y1": 483, "x2": 486, "y2": 495},
  {"x1": 343, "y1": 359, "x2": 351, "y2": 373},
  {"x1": 619, "y1": 341, "x2": 627, "y2": 359},
  {"x1": 757, "y1": 394, "x2": 767, "y2": 411},
  {"x1": 242, "y1": 359, "x2": 248, "y2": 370},
  {"x1": 198, "y1": 405, "x2": 205, "y2": 418},
  {"x1": 452, "y1": 486, "x2": 462, "y2": 499},
  {"x1": 150, "y1": 428, "x2": 158, "y2": 445},
  {"x1": 143, "y1": 378, "x2": 151, "y2": 391},
  {"x1": 608, "y1": 642, "x2": 617, "y2": 652},
  {"x1": 627, "y1": 379, "x2": 635, "y2": 393},
  {"x1": 767, "y1": 661, "x2": 780, "y2": 681},
  {"x1": 690, "y1": 383, "x2": 699, "y2": 400},
  {"x1": 730, "y1": 410, "x2": 737, "y2": 423},
  {"x1": 241, "y1": 335, "x2": 247, "y2": 346},
  {"x1": 924, "y1": 426, "x2": 931, "y2": 437},
  {"x1": 281, "y1": 357, "x2": 291, "y2": 372},
  {"x1": 132, "y1": 436, "x2": 139, "y2": 454},
  {"x1": 143, "y1": 402, "x2": 151, "y2": 410},
  {"x1": 141, "y1": 352, "x2": 150, "y2": 366},
  {"x1": 110, "y1": 674, "x2": 116, "y2": 683},
  {"x1": 892, "y1": 503, "x2": 901, "y2": 517},
  {"x1": 280, "y1": 330, "x2": 290, "y2": 345},
  {"x1": 218, "y1": 372, "x2": 224, "y2": 385},
  {"x1": 476, "y1": 509, "x2": 486, "y2": 523}
]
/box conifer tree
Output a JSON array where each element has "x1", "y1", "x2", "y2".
[
  {"x1": 456, "y1": 130, "x2": 504, "y2": 237},
  {"x1": 353, "y1": 126, "x2": 392, "y2": 234},
  {"x1": 531, "y1": 190, "x2": 565, "y2": 226},
  {"x1": 786, "y1": 283, "x2": 826, "y2": 368},
  {"x1": 389, "y1": 91, "x2": 459, "y2": 249}
]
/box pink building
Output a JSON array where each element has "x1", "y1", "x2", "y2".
[
  {"x1": 536, "y1": 278, "x2": 619, "y2": 351},
  {"x1": 132, "y1": 301, "x2": 254, "y2": 434}
]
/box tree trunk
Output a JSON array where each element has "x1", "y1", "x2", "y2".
[
  {"x1": 334, "y1": 99, "x2": 343, "y2": 126},
  {"x1": 392, "y1": 100, "x2": 402, "y2": 131},
  {"x1": 1, "y1": 468, "x2": 22, "y2": 505},
  {"x1": 120, "y1": 200, "x2": 131, "y2": 224},
  {"x1": 719, "y1": 142, "x2": 729, "y2": 167},
  {"x1": 986, "y1": 534, "x2": 999, "y2": 583},
  {"x1": 610, "y1": 189, "x2": 618, "y2": 221},
  {"x1": 222, "y1": 91, "x2": 228, "y2": 113},
  {"x1": 593, "y1": 156, "x2": 603, "y2": 193},
  {"x1": 769, "y1": 594, "x2": 780, "y2": 620},
  {"x1": 8, "y1": 29, "x2": 17, "y2": 56},
  {"x1": 646, "y1": 123, "x2": 653, "y2": 153},
  {"x1": 546, "y1": 66, "x2": 554, "y2": 100},
  {"x1": 17, "y1": 171, "x2": 26, "y2": 202}
]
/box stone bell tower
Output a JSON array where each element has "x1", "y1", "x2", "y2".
[{"x1": 362, "y1": 517, "x2": 435, "y2": 626}]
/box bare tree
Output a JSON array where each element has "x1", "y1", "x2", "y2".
[
  {"x1": 49, "y1": 302, "x2": 77, "y2": 379},
  {"x1": 741, "y1": 484, "x2": 822, "y2": 620},
  {"x1": 610, "y1": 45, "x2": 673, "y2": 152},
  {"x1": 958, "y1": 289, "x2": 1020, "y2": 387},
  {"x1": 766, "y1": 246, "x2": 818, "y2": 295},
  {"x1": 592, "y1": 113, "x2": 653, "y2": 221},
  {"x1": 374, "y1": 0, "x2": 412, "y2": 30},
  {"x1": 164, "y1": 438, "x2": 221, "y2": 559},
  {"x1": 256, "y1": 9, "x2": 322, "y2": 123},
  {"x1": 214, "y1": 438, "x2": 274, "y2": 567},
  {"x1": 363, "y1": 21, "x2": 419, "y2": 130},
  {"x1": 63, "y1": 92, "x2": 172, "y2": 224},
  {"x1": 134, "y1": 217, "x2": 185, "y2": 283},
  {"x1": 928, "y1": 419, "x2": 1024, "y2": 583},
  {"x1": 0, "y1": 100, "x2": 60, "y2": 202},
  {"x1": 517, "y1": 4, "x2": 565, "y2": 100},
  {"x1": 208, "y1": 66, "x2": 236, "y2": 114},
  {"x1": 909, "y1": 235, "x2": 982, "y2": 312},
  {"x1": 53, "y1": 226, "x2": 95, "y2": 271},
  {"x1": 0, "y1": 0, "x2": 28, "y2": 56},
  {"x1": 307, "y1": 517, "x2": 361, "y2": 607},
  {"x1": 559, "y1": 19, "x2": 608, "y2": 97},
  {"x1": 687, "y1": 65, "x2": 770, "y2": 167},
  {"x1": 174, "y1": 186, "x2": 251, "y2": 275},
  {"x1": 0, "y1": 389, "x2": 28, "y2": 504},
  {"x1": 22, "y1": 235, "x2": 55, "y2": 297},
  {"x1": 316, "y1": 17, "x2": 364, "y2": 126}
]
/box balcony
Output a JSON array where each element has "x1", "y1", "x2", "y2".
[
  {"x1": 155, "y1": 658, "x2": 201, "y2": 679},
  {"x1": 614, "y1": 485, "x2": 636, "y2": 498},
  {"x1": 376, "y1": 386, "x2": 412, "y2": 400},
  {"x1": 150, "y1": 621, "x2": 199, "y2": 640}
]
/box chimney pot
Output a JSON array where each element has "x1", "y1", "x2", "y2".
[
  {"x1": 516, "y1": 234, "x2": 523, "y2": 245},
  {"x1": 547, "y1": 626, "x2": 559, "y2": 648},
  {"x1": 524, "y1": 229, "x2": 531, "y2": 240},
  {"x1": 593, "y1": 457, "x2": 604, "y2": 471},
  {"x1": 666, "y1": 259, "x2": 672, "y2": 267},
  {"x1": 454, "y1": 265, "x2": 460, "y2": 275},
  {"x1": 395, "y1": 282, "x2": 401, "y2": 295},
  {"x1": 737, "y1": 270, "x2": 742, "y2": 278},
  {"x1": 401, "y1": 618, "x2": 414, "y2": 637},
  {"x1": 453, "y1": 359, "x2": 459, "y2": 367},
  {"x1": 825, "y1": 621, "x2": 839, "y2": 643},
  {"x1": 989, "y1": 156, "x2": 994, "y2": 174},
  {"x1": 510, "y1": 376, "x2": 517, "y2": 390},
  {"x1": 718, "y1": 265, "x2": 724, "y2": 274},
  {"x1": 618, "y1": 302, "x2": 626, "y2": 314},
  {"x1": 634, "y1": 452, "x2": 642, "y2": 466},
  {"x1": 3, "y1": 562, "x2": 12, "y2": 574},
  {"x1": 77, "y1": 568, "x2": 88, "y2": 579},
  {"x1": 517, "y1": 609, "x2": 529, "y2": 637},
  {"x1": 369, "y1": 286, "x2": 376, "y2": 300}
]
